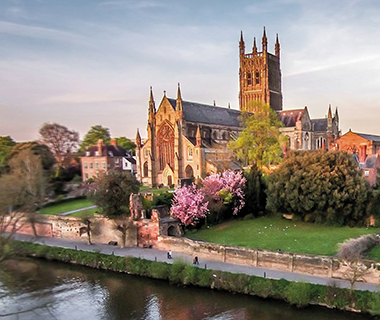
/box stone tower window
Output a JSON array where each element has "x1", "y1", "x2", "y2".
[
  {"x1": 247, "y1": 72, "x2": 252, "y2": 85},
  {"x1": 255, "y1": 71, "x2": 260, "y2": 84}
]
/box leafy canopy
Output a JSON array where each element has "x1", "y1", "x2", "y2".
[
  {"x1": 80, "y1": 125, "x2": 111, "y2": 151},
  {"x1": 87, "y1": 170, "x2": 140, "y2": 217},
  {"x1": 266, "y1": 150, "x2": 369, "y2": 226},
  {"x1": 39, "y1": 123, "x2": 79, "y2": 169},
  {"x1": 115, "y1": 137, "x2": 136, "y2": 154},
  {"x1": 228, "y1": 101, "x2": 285, "y2": 169}
]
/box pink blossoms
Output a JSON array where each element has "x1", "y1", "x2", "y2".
[{"x1": 171, "y1": 170, "x2": 246, "y2": 225}]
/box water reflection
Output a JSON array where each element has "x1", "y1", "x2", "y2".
[{"x1": 0, "y1": 259, "x2": 374, "y2": 320}]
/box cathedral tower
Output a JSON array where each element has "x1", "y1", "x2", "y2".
[{"x1": 239, "y1": 28, "x2": 283, "y2": 112}]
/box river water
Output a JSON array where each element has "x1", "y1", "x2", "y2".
[{"x1": 0, "y1": 259, "x2": 374, "y2": 320}]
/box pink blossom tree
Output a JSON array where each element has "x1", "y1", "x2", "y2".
[
  {"x1": 202, "y1": 170, "x2": 246, "y2": 215},
  {"x1": 171, "y1": 183, "x2": 209, "y2": 226}
]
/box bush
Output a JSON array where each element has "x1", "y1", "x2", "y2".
[
  {"x1": 338, "y1": 234, "x2": 378, "y2": 260},
  {"x1": 285, "y1": 282, "x2": 313, "y2": 307},
  {"x1": 168, "y1": 260, "x2": 187, "y2": 284}
]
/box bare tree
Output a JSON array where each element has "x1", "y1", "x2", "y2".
[
  {"x1": 114, "y1": 216, "x2": 133, "y2": 248},
  {"x1": 80, "y1": 215, "x2": 92, "y2": 245},
  {"x1": 39, "y1": 123, "x2": 79, "y2": 171}
]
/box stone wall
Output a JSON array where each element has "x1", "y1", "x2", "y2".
[{"x1": 156, "y1": 236, "x2": 380, "y2": 285}]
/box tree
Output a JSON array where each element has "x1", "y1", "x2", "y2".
[
  {"x1": 171, "y1": 183, "x2": 209, "y2": 226},
  {"x1": 115, "y1": 137, "x2": 136, "y2": 155},
  {"x1": 228, "y1": 101, "x2": 285, "y2": 169},
  {"x1": 241, "y1": 164, "x2": 267, "y2": 217},
  {"x1": 0, "y1": 149, "x2": 47, "y2": 263},
  {"x1": 39, "y1": 123, "x2": 79, "y2": 170},
  {"x1": 266, "y1": 150, "x2": 369, "y2": 226},
  {"x1": 80, "y1": 125, "x2": 111, "y2": 151},
  {"x1": 0, "y1": 136, "x2": 16, "y2": 175},
  {"x1": 87, "y1": 170, "x2": 139, "y2": 217}
]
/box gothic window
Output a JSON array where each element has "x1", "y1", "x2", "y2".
[
  {"x1": 164, "y1": 107, "x2": 166, "y2": 113},
  {"x1": 222, "y1": 132, "x2": 227, "y2": 140},
  {"x1": 213, "y1": 131, "x2": 218, "y2": 140},
  {"x1": 203, "y1": 131, "x2": 207, "y2": 138},
  {"x1": 255, "y1": 71, "x2": 260, "y2": 84},
  {"x1": 247, "y1": 72, "x2": 252, "y2": 85},
  {"x1": 143, "y1": 161, "x2": 148, "y2": 177},
  {"x1": 157, "y1": 123, "x2": 175, "y2": 170},
  {"x1": 188, "y1": 147, "x2": 193, "y2": 159}
]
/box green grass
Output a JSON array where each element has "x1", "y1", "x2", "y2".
[
  {"x1": 139, "y1": 185, "x2": 174, "y2": 195},
  {"x1": 40, "y1": 198, "x2": 94, "y2": 215},
  {"x1": 69, "y1": 208, "x2": 100, "y2": 218},
  {"x1": 187, "y1": 217, "x2": 377, "y2": 256},
  {"x1": 366, "y1": 246, "x2": 380, "y2": 261}
]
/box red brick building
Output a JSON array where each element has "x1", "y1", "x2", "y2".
[{"x1": 81, "y1": 139, "x2": 136, "y2": 182}]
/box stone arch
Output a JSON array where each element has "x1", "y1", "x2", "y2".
[
  {"x1": 185, "y1": 165, "x2": 194, "y2": 178},
  {"x1": 168, "y1": 225, "x2": 176, "y2": 236}
]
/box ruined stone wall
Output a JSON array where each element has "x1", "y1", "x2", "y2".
[{"x1": 156, "y1": 236, "x2": 380, "y2": 285}]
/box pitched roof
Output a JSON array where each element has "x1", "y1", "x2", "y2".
[
  {"x1": 277, "y1": 109, "x2": 305, "y2": 127},
  {"x1": 167, "y1": 98, "x2": 241, "y2": 127},
  {"x1": 82, "y1": 144, "x2": 130, "y2": 157},
  {"x1": 311, "y1": 118, "x2": 327, "y2": 132},
  {"x1": 354, "y1": 132, "x2": 380, "y2": 142}
]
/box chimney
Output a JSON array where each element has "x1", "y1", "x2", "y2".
[
  {"x1": 97, "y1": 139, "x2": 103, "y2": 155},
  {"x1": 111, "y1": 139, "x2": 117, "y2": 146}
]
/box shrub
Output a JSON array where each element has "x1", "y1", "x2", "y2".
[
  {"x1": 148, "y1": 262, "x2": 170, "y2": 280},
  {"x1": 338, "y1": 234, "x2": 378, "y2": 260},
  {"x1": 168, "y1": 260, "x2": 187, "y2": 284},
  {"x1": 285, "y1": 282, "x2": 313, "y2": 307}
]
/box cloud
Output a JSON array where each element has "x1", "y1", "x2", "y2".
[
  {"x1": 0, "y1": 20, "x2": 86, "y2": 44},
  {"x1": 98, "y1": 0, "x2": 165, "y2": 9}
]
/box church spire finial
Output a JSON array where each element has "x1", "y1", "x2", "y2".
[
  {"x1": 262, "y1": 26, "x2": 267, "y2": 52},
  {"x1": 149, "y1": 86, "x2": 155, "y2": 114},
  {"x1": 328, "y1": 104, "x2": 332, "y2": 119},
  {"x1": 253, "y1": 37, "x2": 257, "y2": 55},
  {"x1": 239, "y1": 30, "x2": 245, "y2": 56},
  {"x1": 275, "y1": 33, "x2": 280, "y2": 58},
  {"x1": 196, "y1": 125, "x2": 202, "y2": 146},
  {"x1": 176, "y1": 83, "x2": 183, "y2": 113},
  {"x1": 177, "y1": 82, "x2": 182, "y2": 100}
]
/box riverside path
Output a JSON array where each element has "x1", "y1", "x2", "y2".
[{"x1": 12, "y1": 233, "x2": 379, "y2": 293}]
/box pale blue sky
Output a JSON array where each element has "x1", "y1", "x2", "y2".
[{"x1": 1, "y1": 0, "x2": 380, "y2": 141}]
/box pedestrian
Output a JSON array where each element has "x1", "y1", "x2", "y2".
[
  {"x1": 167, "y1": 250, "x2": 172, "y2": 259},
  {"x1": 193, "y1": 256, "x2": 199, "y2": 265}
]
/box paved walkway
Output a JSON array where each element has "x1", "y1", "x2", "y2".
[
  {"x1": 57, "y1": 205, "x2": 97, "y2": 216},
  {"x1": 12, "y1": 233, "x2": 379, "y2": 292}
]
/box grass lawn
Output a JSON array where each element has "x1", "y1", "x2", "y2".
[
  {"x1": 40, "y1": 198, "x2": 94, "y2": 215},
  {"x1": 187, "y1": 216, "x2": 378, "y2": 256},
  {"x1": 139, "y1": 185, "x2": 174, "y2": 195},
  {"x1": 366, "y1": 246, "x2": 380, "y2": 261},
  {"x1": 69, "y1": 208, "x2": 100, "y2": 218}
]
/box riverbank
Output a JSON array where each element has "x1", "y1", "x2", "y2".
[{"x1": 10, "y1": 235, "x2": 380, "y2": 316}]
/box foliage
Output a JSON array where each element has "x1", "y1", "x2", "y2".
[
  {"x1": 241, "y1": 164, "x2": 266, "y2": 217},
  {"x1": 0, "y1": 136, "x2": 16, "y2": 174},
  {"x1": 171, "y1": 183, "x2": 209, "y2": 226},
  {"x1": 367, "y1": 168, "x2": 380, "y2": 223},
  {"x1": 9, "y1": 141, "x2": 56, "y2": 173},
  {"x1": 188, "y1": 216, "x2": 375, "y2": 256},
  {"x1": 338, "y1": 234, "x2": 378, "y2": 260},
  {"x1": 266, "y1": 151, "x2": 369, "y2": 226},
  {"x1": 115, "y1": 137, "x2": 136, "y2": 154},
  {"x1": 80, "y1": 125, "x2": 111, "y2": 151},
  {"x1": 39, "y1": 123, "x2": 79, "y2": 170},
  {"x1": 201, "y1": 170, "x2": 246, "y2": 223},
  {"x1": 228, "y1": 102, "x2": 285, "y2": 169},
  {"x1": 285, "y1": 282, "x2": 313, "y2": 307},
  {"x1": 87, "y1": 170, "x2": 139, "y2": 217}
]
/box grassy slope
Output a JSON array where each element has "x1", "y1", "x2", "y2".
[
  {"x1": 40, "y1": 198, "x2": 94, "y2": 215},
  {"x1": 188, "y1": 217, "x2": 377, "y2": 256}
]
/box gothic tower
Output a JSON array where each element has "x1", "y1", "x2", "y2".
[{"x1": 239, "y1": 28, "x2": 283, "y2": 112}]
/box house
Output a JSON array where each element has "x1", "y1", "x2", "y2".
[{"x1": 81, "y1": 139, "x2": 136, "y2": 182}]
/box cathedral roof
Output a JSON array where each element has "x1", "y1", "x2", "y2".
[
  {"x1": 277, "y1": 109, "x2": 305, "y2": 127},
  {"x1": 167, "y1": 98, "x2": 241, "y2": 127},
  {"x1": 311, "y1": 118, "x2": 328, "y2": 132}
]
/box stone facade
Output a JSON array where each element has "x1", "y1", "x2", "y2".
[{"x1": 135, "y1": 32, "x2": 341, "y2": 187}]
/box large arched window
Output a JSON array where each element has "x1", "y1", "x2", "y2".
[
  {"x1": 143, "y1": 161, "x2": 148, "y2": 177},
  {"x1": 157, "y1": 123, "x2": 174, "y2": 170}
]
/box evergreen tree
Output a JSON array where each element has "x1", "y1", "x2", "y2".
[{"x1": 266, "y1": 150, "x2": 368, "y2": 226}]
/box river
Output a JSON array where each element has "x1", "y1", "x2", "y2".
[{"x1": 0, "y1": 258, "x2": 374, "y2": 320}]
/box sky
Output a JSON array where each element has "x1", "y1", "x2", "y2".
[{"x1": 1, "y1": 0, "x2": 380, "y2": 142}]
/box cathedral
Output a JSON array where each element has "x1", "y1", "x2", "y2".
[{"x1": 135, "y1": 28, "x2": 340, "y2": 187}]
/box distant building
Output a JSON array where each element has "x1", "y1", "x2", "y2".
[
  {"x1": 81, "y1": 139, "x2": 136, "y2": 182},
  {"x1": 335, "y1": 130, "x2": 380, "y2": 185}
]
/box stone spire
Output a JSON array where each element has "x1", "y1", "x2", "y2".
[
  {"x1": 239, "y1": 30, "x2": 245, "y2": 56},
  {"x1": 196, "y1": 125, "x2": 201, "y2": 146},
  {"x1": 275, "y1": 33, "x2": 280, "y2": 58},
  {"x1": 262, "y1": 27, "x2": 267, "y2": 52},
  {"x1": 253, "y1": 37, "x2": 257, "y2": 55}
]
